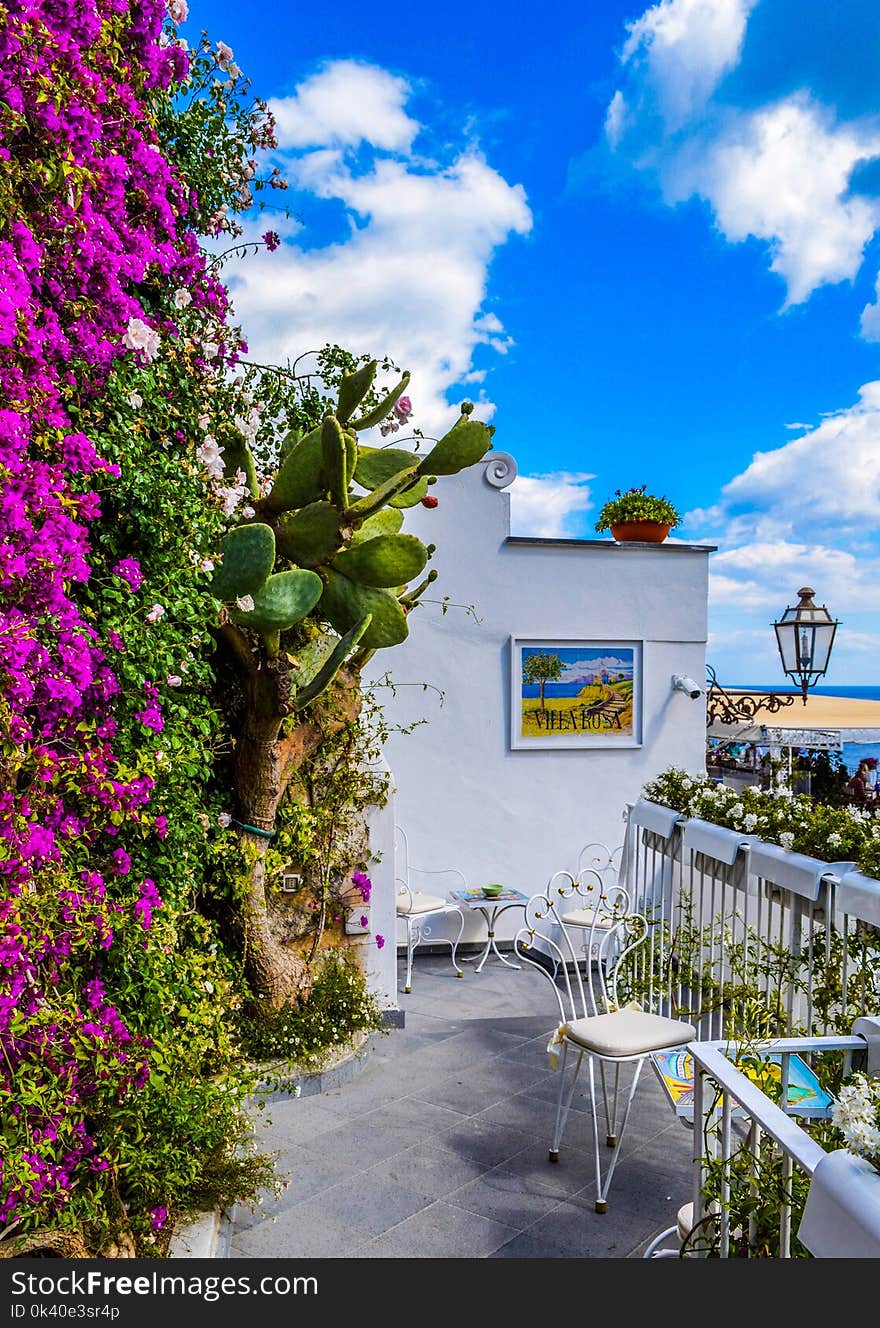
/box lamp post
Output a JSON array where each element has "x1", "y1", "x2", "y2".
[
  {"x1": 706, "y1": 587, "x2": 839, "y2": 725},
  {"x1": 773, "y1": 586, "x2": 839, "y2": 703}
]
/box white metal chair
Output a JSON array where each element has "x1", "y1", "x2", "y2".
[
  {"x1": 515, "y1": 872, "x2": 696, "y2": 1212},
  {"x1": 556, "y1": 843, "x2": 623, "y2": 966},
  {"x1": 395, "y1": 826, "x2": 466, "y2": 994}
]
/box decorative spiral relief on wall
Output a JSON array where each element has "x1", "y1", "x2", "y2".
[{"x1": 483, "y1": 451, "x2": 517, "y2": 489}]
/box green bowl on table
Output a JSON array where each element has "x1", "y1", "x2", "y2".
[{"x1": 481, "y1": 883, "x2": 504, "y2": 898}]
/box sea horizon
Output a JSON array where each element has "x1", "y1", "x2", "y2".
[{"x1": 730, "y1": 683, "x2": 880, "y2": 774}]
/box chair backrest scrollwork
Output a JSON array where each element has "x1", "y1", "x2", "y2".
[{"x1": 516, "y1": 868, "x2": 650, "y2": 1023}]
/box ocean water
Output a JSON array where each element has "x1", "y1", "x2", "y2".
[{"x1": 735, "y1": 683, "x2": 880, "y2": 775}]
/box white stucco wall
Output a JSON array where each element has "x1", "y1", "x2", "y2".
[{"x1": 364, "y1": 453, "x2": 713, "y2": 950}]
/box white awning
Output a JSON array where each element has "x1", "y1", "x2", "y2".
[{"x1": 708, "y1": 722, "x2": 842, "y2": 749}]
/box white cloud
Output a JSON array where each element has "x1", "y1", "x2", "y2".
[
  {"x1": 719, "y1": 380, "x2": 880, "y2": 525},
  {"x1": 508, "y1": 471, "x2": 595, "y2": 538},
  {"x1": 227, "y1": 62, "x2": 532, "y2": 436},
  {"x1": 607, "y1": 6, "x2": 880, "y2": 306},
  {"x1": 604, "y1": 91, "x2": 627, "y2": 148},
  {"x1": 668, "y1": 95, "x2": 880, "y2": 306},
  {"x1": 559, "y1": 655, "x2": 633, "y2": 680},
  {"x1": 269, "y1": 60, "x2": 419, "y2": 152},
  {"x1": 621, "y1": 0, "x2": 757, "y2": 128}
]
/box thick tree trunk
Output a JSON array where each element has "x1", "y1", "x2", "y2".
[{"x1": 226, "y1": 645, "x2": 363, "y2": 1012}]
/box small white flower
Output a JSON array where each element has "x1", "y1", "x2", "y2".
[
  {"x1": 166, "y1": 674, "x2": 182, "y2": 688},
  {"x1": 779, "y1": 831, "x2": 795, "y2": 850},
  {"x1": 145, "y1": 603, "x2": 166, "y2": 624},
  {"x1": 123, "y1": 316, "x2": 160, "y2": 363},
  {"x1": 197, "y1": 436, "x2": 225, "y2": 480},
  {"x1": 215, "y1": 40, "x2": 234, "y2": 64},
  {"x1": 168, "y1": 0, "x2": 188, "y2": 21},
  {"x1": 173, "y1": 287, "x2": 192, "y2": 310},
  {"x1": 201, "y1": 340, "x2": 219, "y2": 360},
  {"x1": 226, "y1": 62, "x2": 241, "y2": 79},
  {"x1": 827, "y1": 832, "x2": 842, "y2": 848},
  {"x1": 199, "y1": 557, "x2": 214, "y2": 572},
  {"x1": 217, "y1": 813, "x2": 232, "y2": 828},
  {"x1": 204, "y1": 980, "x2": 214, "y2": 994},
  {"x1": 198, "y1": 413, "x2": 211, "y2": 431},
  {"x1": 128, "y1": 391, "x2": 143, "y2": 410},
  {"x1": 743, "y1": 813, "x2": 758, "y2": 832},
  {"x1": 235, "y1": 594, "x2": 255, "y2": 613},
  {"x1": 241, "y1": 505, "x2": 255, "y2": 519}
]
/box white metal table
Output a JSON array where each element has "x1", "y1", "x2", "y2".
[{"x1": 449, "y1": 888, "x2": 530, "y2": 973}]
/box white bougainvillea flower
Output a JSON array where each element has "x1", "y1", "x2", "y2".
[
  {"x1": 173, "y1": 288, "x2": 192, "y2": 310},
  {"x1": 215, "y1": 40, "x2": 233, "y2": 64},
  {"x1": 217, "y1": 812, "x2": 232, "y2": 828},
  {"x1": 166, "y1": 675, "x2": 182, "y2": 688},
  {"x1": 145, "y1": 604, "x2": 166, "y2": 624},
  {"x1": 128, "y1": 391, "x2": 143, "y2": 410},
  {"x1": 169, "y1": 0, "x2": 188, "y2": 22},
  {"x1": 123, "y1": 317, "x2": 160, "y2": 363},
  {"x1": 235, "y1": 594, "x2": 255, "y2": 613}
]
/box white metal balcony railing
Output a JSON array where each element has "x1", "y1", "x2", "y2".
[
  {"x1": 689, "y1": 1028, "x2": 880, "y2": 1259},
  {"x1": 621, "y1": 800, "x2": 880, "y2": 1039},
  {"x1": 619, "y1": 801, "x2": 880, "y2": 1257}
]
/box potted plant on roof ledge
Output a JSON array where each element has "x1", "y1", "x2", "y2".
[{"x1": 594, "y1": 486, "x2": 682, "y2": 544}]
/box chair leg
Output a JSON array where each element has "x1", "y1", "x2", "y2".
[
  {"x1": 590, "y1": 1057, "x2": 645, "y2": 1213},
  {"x1": 449, "y1": 907, "x2": 464, "y2": 979},
  {"x1": 404, "y1": 917, "x2": 416, "y2": 994},
  {"x1": 548, "y1": 1043, "x2": 583, "y2": 1162}
]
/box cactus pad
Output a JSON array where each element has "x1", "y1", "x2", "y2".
[
  {"x1": 265, "y1": 425, "x2": 323, "y2": 512},
  {"x1": 211, "y1": 523, "x2": 276, "y2": 601},
  {"x1": 321, "y1": 415, "x2": 348, "y2": 509},
  {"x1": 333, "y1": 533, "x2": 428, "y2": 588},
  {"x1": 354, "y1": 446, "x2": 418, "y2": 491},
  {"x1": 349, "y1": 508, "x2": 403, "y2": 543},
  {"x1": 319, "y1": 569, "x2": 409, "y2": 649},
  {"x1": 418, "y1": 418, "x2": 492, "y2": 476},
  {"x1": 275, "y1": 502, "x2": 341, "y2": 566},
  {"x1": 229, "y1": 568, "x2": 323, "y2": 634},
  {"x1": 336, "y1": 360, "x2": 377, "y2": 423},
  {"x1": 349, "y1": 370, "x2": 411, "y2": 432}
]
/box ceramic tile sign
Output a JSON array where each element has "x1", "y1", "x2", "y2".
[{"x1": 511, "y1": 638, "x2": 642, "y2": 749}]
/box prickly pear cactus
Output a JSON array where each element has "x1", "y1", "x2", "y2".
[
  {"x1": 213, "y1": 362, "x2": 493, "y2": 707},
  {"x1": 212, "y1": 359, "x2": 495, "y2": 1012}
]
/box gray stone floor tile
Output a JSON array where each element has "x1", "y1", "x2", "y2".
[
  {"x1": 432, "y1": 1116, "x2": 534, "y2": 1168},
  {"x1": 232, "y1": 1144, "x2": 361, "y2": 1230},
  {"x1": 230, "y1": 1205, "x2": 366, "y2": 1258},
  {"x1": 362, "y1": 1141, "x2": 489, "y2": 1199},
  {"x1": 362, "y1": 1200, "x2": 518, "y2": 1258},
  {"x1": 298, "y1": 1174, "x2": 431, "y2": 1236},
  {"x1": 445, "y1": 1167, "x2": 563, "y2": 1230}
]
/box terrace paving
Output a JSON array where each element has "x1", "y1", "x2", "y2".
[{"x1": 227, "y1": 952, "x2": 695, "y2": 1259}]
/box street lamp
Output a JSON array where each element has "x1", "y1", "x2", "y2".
[
  {"x1": 773, "y1": 586, "x2": 839, "y2": 703},
  {"x1": 706, "y1": 586, "x2": 840, "y2": 725}
]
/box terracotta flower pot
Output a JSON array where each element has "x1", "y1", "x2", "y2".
[{"x1": 610, "y1": 521, "x2": 671, "y2": 543}]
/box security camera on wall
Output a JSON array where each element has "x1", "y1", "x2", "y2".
[{"x1": 671, "y1": 674, "x2": 703, "y2": 700}]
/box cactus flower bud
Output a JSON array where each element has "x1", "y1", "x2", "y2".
[{"x1": 421, "y1": 495, "x2": 439, "y2": 509}]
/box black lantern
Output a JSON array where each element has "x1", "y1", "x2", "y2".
[{"x1": 773, "y1": 587, "x2": 839, "y2": 703}]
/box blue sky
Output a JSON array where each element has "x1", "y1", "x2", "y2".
[{"x1": 187, "y1": 0, "x2": 880, "y2": 685}]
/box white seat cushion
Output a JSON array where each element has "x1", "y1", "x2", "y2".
[
  {"x1": 677, "y1": 1202, "x2": 694, "y2": 1243},
  {"x1": 560, "y1": 907, "x2": 614, "y2": 929},
  {"x1": 565, "y1": 1008, "x2": 695, "y2": 1058},
  {"x1": 396, "y1": 891, "x2": 449, "y2": 916}
]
